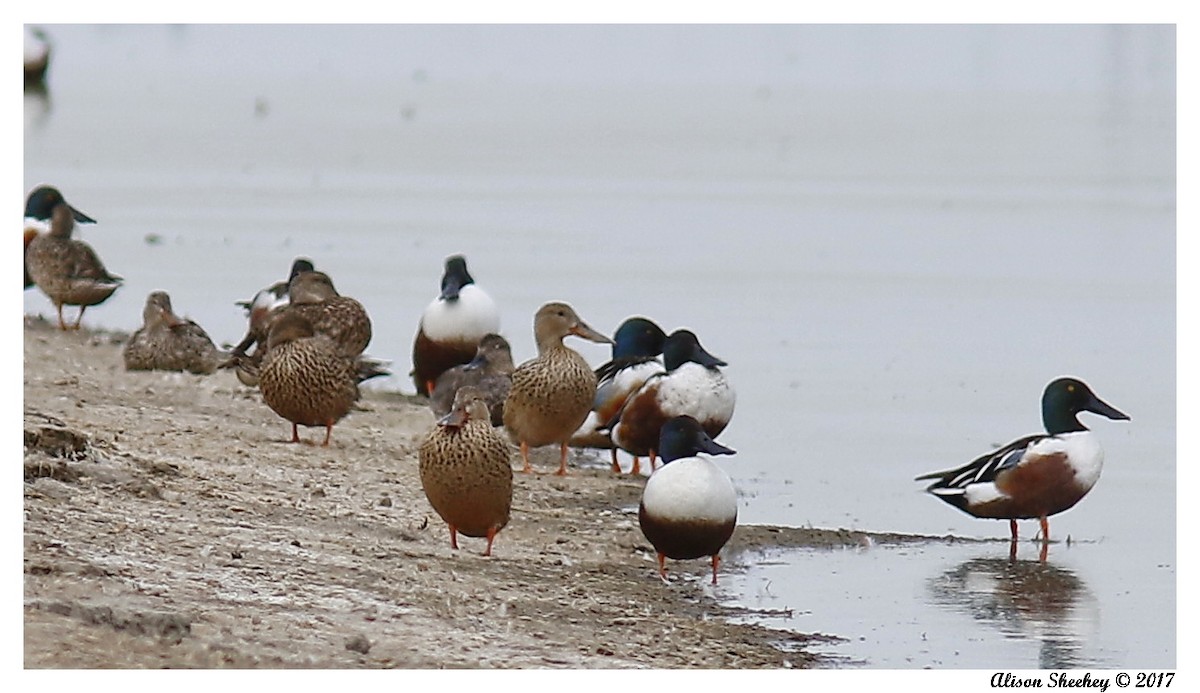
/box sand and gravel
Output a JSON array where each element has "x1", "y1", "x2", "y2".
[{"x1": 23, "y1": 315, "x2": 950, "y2": 669}]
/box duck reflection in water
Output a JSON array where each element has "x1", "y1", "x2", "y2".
[{"x1": 927, "y1": 556, "x2": 1099, "y2": 669}]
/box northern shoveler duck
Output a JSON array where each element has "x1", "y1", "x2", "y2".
[
  {"x1": 419, "y1": 385, "x2": 514, "y2": 556},
  {"x1": 124, "y1": 291, "x2": 228, "y2": 375},
  {"x1": 24, "y1": 26, "x2": 50, "y2": 88},
  {"x1": 609, "y1": 329, "x2": 736, "y2": 469},
  {"x1": 916, "y1": 377, "x2": 1129, "y2": 550},
  {"x1": 24, "y1": 187, "x2": 122, "y2": 330},
  {"x1": 430, "y1": 333, "x2": 514, "y2": 427},
  {"x1": 639, "y1": 415, "x2": 738, "y2": 585},
  {"x1": 503, "y1": 301, "x2": 613, "y2": 475},
  {"x1": 570, "y1": 316, "x2": 668, "y2": 475},
  {"x1": 257, "y1": 312, "x2": 359, "y2": 446},
  {"x1": 278, "y1": 270, "x2": 372, "y2": 358},
  {"x1": 411, "y1": 255, "x2": 500, "y2": 396},
  {"x1": 230, "y1": 257, "x2": 314, "y2": 358},
  {"x1": 24, "y1": 185, "x2": 97, "y2": 290}
]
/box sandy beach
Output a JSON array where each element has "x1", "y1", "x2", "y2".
[{"x1": 23, "y1": 315, "x2": 955, "y2": 669}]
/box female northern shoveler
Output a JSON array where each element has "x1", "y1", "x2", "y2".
[
  {"x1": 279, "y1": 270, "x2": 372, "y2": 358},
  {"x1": 411, "y1": 255, "x2": 500, "y2": 396},
  {"x1": 639, "y1": 415, "x2": 738, "y2": 585},
  {"x1": 24, "y1": 187, "x2": 121, "y2": 330},
  {"x1": 570, "y1": 316, "x2": 668, "y2": 475},
  {"x1": 24, "y1": 185, "x2": 97, "y2": 289},
  {"x1": 916, "y1": 377, "x2": 1129, "y2": 548},
  {"x1": 610, "y1": 329, "x2": 736, "y2": 468},
  {"x1": 419, "y1": 386, "x2": 514, "y2": 556},
  {"x1": 503, "y1": 301, "x2": 612, "y2": 475},
  {"x1": 230, "y1": 257, "x2": 314, "y2": 359},
  {"x1": 257, "y1": 312, "x2": 359, "y2": 446},
  {"x1": 124, "y1": 291, "x2": 228, "y2": 375},
  {"x1": 430, "y1": 333, "x2": 514, "y2": 427}
]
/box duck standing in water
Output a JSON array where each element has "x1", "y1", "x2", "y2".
[
  {"x1": 639, "y1": 415, "x2": 738, "y2": 585},
  {"x1": 571, "y1": 316, "x2": 668, "y2": 475},
  {"x1": 124, "y1": 291, "x2": 228, "y2": 374},
  {"x1": 419, "y1": 386, "x2": 514, "y2": 556},
  {"x1": 503, "y1": 302, "x2": 613, "y2": 475},
  {"x1": 411, "y1": 255, "x2": 500, "y2": 396},
  {"x1": 610, "y1": 329, "x2": 736, "y2": 469},
  {"x1": 24, "y1": 187, "x2": 122, "y2": 330},
  {"x1": 257, "y1": 312, "x2": 359, "y2": 446},
  {"x1": 916, "y1": 377, "x2": 1129, "y2": 556},
  {"x1": 430, "y1": 333, "x2": 514, "y2": 427}
]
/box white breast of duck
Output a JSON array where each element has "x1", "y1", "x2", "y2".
[
  {"x1": 421, "y1": 284, "x2": 499, "y2": 343},
  {"x1": 961, "y1": 431, "x2": 1104, "y2": 509},
  {"x1": 639, "y1": 456, "x2": 738, "y2": 561},
  {"x1": 654, "y1": 363, "x2": 736, "y2": 427}
]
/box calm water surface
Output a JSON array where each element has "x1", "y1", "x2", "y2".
[{"x1": 23, "y1": 24, "x2": 1176, "y2": 668}]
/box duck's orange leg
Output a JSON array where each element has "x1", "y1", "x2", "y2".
[
  {"x1": 710, "y1": 553, "x2": 721, "y2": 585},
  {"x1": 322, "y1": 423, "x2": 333, "y2": 447},
  {"x1": 449, "y1": 524, "x2": 459, "y2": 550},
  {"x1": 1009, "y1": 519, "x2": 1019, "y2": 542},
  {"x1": 72, "y1": 306, "x2": 86, "y2": 330},
  {"x1": 648, "y1": 450, "x2": 658, "y2": 472},
  {"x1": 425, "y1": 380, "x2": 436, "y2": 398},
  {"x1": 55, "y1": 303, "x2": 67, "y2": 330},
  {"x1": 630, "y1": 456, "x2": 642, "y2": 476},
  {"x1": 555, "y1": 442, "x2": 569, "y2": 476},
  {"x1": 610, "y1": 449, "x2": 621, "y2": 474},
  {"x1": 483, "y1": 526, "x2": 498, "y2": 557},
  {"x1": 520, "y1": 441, "x2": 532, "y2": 473},
  {"x1": 290, "y1": 423, "x2": 301, "y2": 443},
  {"x1": 656, "y1": 552, "x2": 669, "y2": 583},
  {"x1": 1039, "y1": 516, "x2": 1050, "y2": 543}
]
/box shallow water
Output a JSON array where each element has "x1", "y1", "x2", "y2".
[{"x1": 23, "y1": 24, "x2": 1176, "y2": 668}]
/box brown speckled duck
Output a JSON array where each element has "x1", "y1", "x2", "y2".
[
  {"x1": 257, "y1": 312, "x2": 359, "y2": 446},
  {"x1": 419, "y1": 386, "x2": 514, "y2": 556},
  {"x1": 430, "y1": 333, "x2": 514, "y2": 427},
  {"x1": 24, "y1": 187, "x2": 121, "y2": 329},
  {"x1": 124, "y1": 291, "x2": 228, "y2": 374},
  {"x1": 277, "y1": 270, "x2": 372, "y2": 359},
  {"x1": 503, "y1": 302, "x2": 613, "y2": 475}
]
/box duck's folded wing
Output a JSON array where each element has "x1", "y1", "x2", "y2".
[{"x1": 916, "y1": 433, "x2": 1049, "y2": 490}]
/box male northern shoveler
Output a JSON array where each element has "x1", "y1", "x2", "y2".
[
  {"x1": 419, "y1": 386, "x2": 514, "y2": 556},
  {"x1": 916, "y1": 377, "x2": 1129, "y2": 548},
  {"x1": 610, "y1": 329, "x2": 736, "y2": 468},
  {"x1": 639, "y1": 415, "x2": 738, "y2": 585},
  {"x1": 411, "y1": 255, "x2": 500, "y2": 396},
  {"x1": 503, "y1": 301, "x2": 613, "y2": 476},
  {"x1": 124, "y1": 291, "x2": 228, "y2": 375},
  {"x1": 430, "y1": 333, "x2": 514, "y2": 427},
  {"x1": 24, "y1": 187, "x2": 121, "y2": 330},
  {"x1": 257, "y1": 312, "x2": 359, "y2": 446},
  {"x1": 570, "y1": 316, "x2": 668, "y2": 475}
]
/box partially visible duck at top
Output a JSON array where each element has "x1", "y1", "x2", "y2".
[
  {"x1": 24, "y1": 26, "x2": 50, "y2": 88},
  {"x1": 639, "y1": 415, "x2": 738, "y2": 585},
  {"x1": 609, "y1": 329, "x2": 736, "y2": 470},
  {"x1": 24, "y1": 185, "x2": 96, "y2": 290},
  {"x1": 503, "y1": 301, "x2": 613, "y2": 476},
  {"x1": 124, "y1": 291, "x2": 229, "y2": 375},
  {"x1": 569, "y1": 316, "x2": 668, "y2": 475},
  {"x1": 230, "y1": 256, "x2": 314, "y2": 359},
  {"x1": 411, "y1": 254, "x2": 499, "y2": 396},
  {"x1": 24, "y1": 187, "x2": 122, "y2": 330},
  {"x1": 916, "y1": 377, "x2": 1129, "y2": 559},
  {"x1": 430, "y1": 333, "x2": 515, "y2": 427}
]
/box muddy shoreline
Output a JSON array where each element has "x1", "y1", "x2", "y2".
[{"x1": 23, "y1": 315, "x2": 966, "y2": 669}]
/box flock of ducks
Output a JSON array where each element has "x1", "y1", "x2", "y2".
[{"x1": 24, "y1": 184, "x2": 1131, "y2": 583}]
